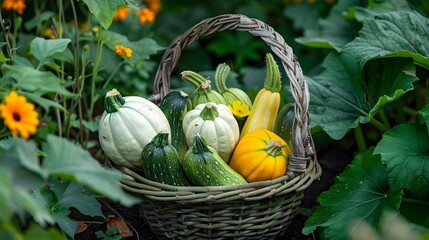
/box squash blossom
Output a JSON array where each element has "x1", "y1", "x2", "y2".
[
  {"x1": 0, "y1": 91, "x2": 39, "y2": 139},
  {"x1": 2, "y1": 0, "x2": 26, "y2": 15},
  {"x1": 114, "y1": 45, "x2": 133, "y2": 58},
  {"x1": 228, "y1": 100, "x2": 250, "y2": 119}
]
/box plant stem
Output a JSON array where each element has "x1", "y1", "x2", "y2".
[
  {"x1": 402, "y1": 197, "x2": 429, "y2": 207},
  {"x1": 88, "y1": 40, "x2": 104, "y2": 120},
  {"x1": 0, "y1": 10, "x2": 13, "y2": 60},
  {"x1": 377, "y1": 108, "x2": 391, "y2": 129},
  {"x1": 369, "y1": 118, "x2": 389, "y2": 133},
  {"x1": 396, "y1": 98, "x2": 406, "y2": 124},
  {"x1": 70, "y1": 0, "x2": 84, "y2": 146},
  {"x1": 353, "y1": 124, "x2": 367, "y2": 152}
]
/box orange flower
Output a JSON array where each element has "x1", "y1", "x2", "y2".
[
  {"x1": 42, "y1": 28, "x2": 56, "y2": 39},
  {"x1": 113, "y1": 6, "x2": 131, "y2": 21},
  {"x1": 137, "y1": 8, "x2": 156, "y2": 25},
  {"x1": 114, "y1": 45, "x2": 133, "y2": 58},
  {"x1": 144, "y1": 0, "x2": 161, "y2": 13},
  {"x1": 1, "y1": 0, "x2": 26, "y2": 15},
  {"x1": 0, "y1": 91, "x2": 39, "y2": 139}
]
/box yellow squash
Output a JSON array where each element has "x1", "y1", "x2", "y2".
[
  {"x1": 229, "y1": 129, "x2": 290, "y2": 182},
  {"x1": 240, "y1": 53, "x2": 281, "y2": 138}
]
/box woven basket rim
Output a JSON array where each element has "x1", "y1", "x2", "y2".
[{"x1": 119, "y1": 13, "x2": 321, "y2": 199}]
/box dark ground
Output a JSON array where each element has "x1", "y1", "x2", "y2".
[{"x1": 74, "y1": 137, "x2": 355, "y2": 240}]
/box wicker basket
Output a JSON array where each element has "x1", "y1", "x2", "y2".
[{"x1": 119, "y1": 14, "x2": 322, "y2": 239}]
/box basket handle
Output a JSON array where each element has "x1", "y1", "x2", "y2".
[{"x1": 151, "y1": 14, "x2": 315, "y2": 177}]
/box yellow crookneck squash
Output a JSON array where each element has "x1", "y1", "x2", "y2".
[
  {"x1": 240, "y1": 53, "x2": 281, "y2": 138},
  {"x1": 229, "y1": 129, "x2": 290, "y2": 183}
]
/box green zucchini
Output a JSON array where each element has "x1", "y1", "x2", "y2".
[
  {"x1": 141, "y1": 132, "x2": 189, "y2": 186},
  {"x1": 183, "y1": 135, "x2": 247, "y2": 186},
  {"x1": 273, "y1": 103, "x2": 295, "y2": 147},
  {"x1": 159, "y1": 90, "x2": 191, "y2": 160}
]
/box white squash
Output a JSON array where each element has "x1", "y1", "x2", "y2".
[
  {"x1": 99, "y1": 89, "x2": 171, "y2": 169},
  {"x1": 182, "y1": 102, "x2": 239, "y2": 163}
]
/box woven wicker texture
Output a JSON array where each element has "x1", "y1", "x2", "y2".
[{"x1": 120, "y1": 14, "x2": 322, "y2": 239}]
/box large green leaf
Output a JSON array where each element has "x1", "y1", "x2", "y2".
[
  {"x1": 308, "y1": 53, "x2": 418, "y2": 140},
  {"x1": 0, "y1": 140, "x2": 53, "y2": 225},
  {"x1": 342, "y1": 11, "x2": 429, "y2": 69},
  {"x1": 303, "y1": 148, "x2": 403, "y2": 239},
  {"x1": 99, "y1": 30, "x2": 164, "y2": 66},
  {"x1": 1, "y1": 65, "x2": 74, "y2": 97},
  {"x1": 350, "y1": 0, "x2": 411, "y2": 22},
  {"x1": 284, "y1": 2, "x2": 331, "y2": 36},
  {"x1": 30, "y1": 37, "x2": 71, "y2": 67},
  {"x1": 374, "y1": 123, "x2": 429, "y2": 199},
  {"x1": 21, "y1": 92, "x2": 65, "y2": 112},
  {"x1": 0, "y1": 169, "x2": 13, "y2": 222},
  {"x1": 35, "y1": 178, "x2": 104, "y2": 239},
  {"x1": 81, "y1": 0, "x2": 119, "y2": 29},
  {"x1": 23, "y1": 224, "x2": 67, "y2": 240},
  {"x1": 41, "y1": 135, "x2": 139, "y2": 207},
  {"x1": 295, "y1": 0, "x2": 360, "y2": 51}
]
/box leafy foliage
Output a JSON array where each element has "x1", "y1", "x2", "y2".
[
  {"x1": 343, "y1": 11, "x2": 429, "y2": 69},
  {"x1": 41, "y1": 135, "x2": 138, "y2": 206},
  {"x1": 308, "y1": 54, "x2": 418, "y2": 140},
  {"x1": 303, "y1": 149, "x2": 403, "y2": 239},
  {"x1": 374, "y1": 123, "x2": 429, "y2": 199}
]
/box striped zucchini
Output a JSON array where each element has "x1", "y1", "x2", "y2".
[
  {"x1": 159, "y1": 90, "x2": 191, "y2": 160},
  {"x1": 183, "y1": 135, "x2": 247, "y2": 186},
  {"x1": 141, "y1": 132, "x2": 189, "y2": 186}
]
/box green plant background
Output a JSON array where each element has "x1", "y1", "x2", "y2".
[{"x1": 1, "y1": 0, "x2": 429, "y2": 239}]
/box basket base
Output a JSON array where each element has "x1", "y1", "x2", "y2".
[{"x1": 139, "y1": 191, "x2": 304, "y2": 239}]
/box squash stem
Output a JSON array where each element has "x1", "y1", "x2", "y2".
[
  {"x1": 265, "y1": 140, "x2": 283, "y2": 156},
  {"x1": 263, "y1": 53, "x2": 281, "y2": 93},
  {"x1": 152, "y1": 132, "x2": 169, "y2": 147},
  {"x1": 182, "y1": 71, "x2": 211, "y2": 89},
  {"x1": 200, "y1": 103, "x2": 219, "y2": 121},
  {"x1": 104, "y1": 89, "x2": 125, "y2": 113},
  {"x1": 192, "y1": 135, "x2": 211, "y2": 164},
  {"x1": 214, "y1": 63, "x2": 230, "y2": 94}
]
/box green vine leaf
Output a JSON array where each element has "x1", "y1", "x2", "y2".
[
  {"x1": 1, "y1": 65, "x2": 75, "y2": 97},
  {"x1": 41, "y1": 135, "x2": 139, "y2": 207},
  {"x1": 30, "y1": 37, "x2": 71, "y2": 68},
  {"x1": 294, "y1": 0, "x2": 360, "y2": 51},
  {"x1": 81, "y1": 0, "x2": 120, "y2": 29},
  {"x1": 374, "y1": 123, "x2": 429, "y2": 199},
  {"x1": 303, "y1": 148, "x2": 403, "y2": 239},
  {"x1": 35, "y1": 178, "x2": 104, "y2": 239},
  {"x1": 308, "y1": 53, "x2": 418, "y2": 140},
  {"x1": 342, "y1": 11, "x2": 429, "y2": 69}
]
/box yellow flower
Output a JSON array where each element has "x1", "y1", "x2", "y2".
[
  {"x1": 114, "y1": 45, "x2": 133, "y2": 58},
  {"x1": 1, "y1": 0, "x2": 26, "y2": 15},
  {"x1": 0, "y1": 91, "x2": 39, "y2": 139},
  {"x1": 137, "y1": 8, "x2": 156, "y2": 25},
  {"x1": 228, "y1": 100, "x2": 250, "y2": 119},
  {"x1": 113, "y1": 6, "x2": 131, "y2": 21}
]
